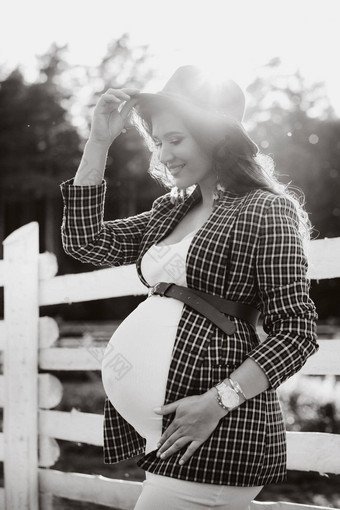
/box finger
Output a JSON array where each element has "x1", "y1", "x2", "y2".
[
  {"x1": 121, "y1": 87, "x2": 140, "y2": 95},
  {"x1": 154, "y1": 399, "x2": 182, "y2": 415},
  {"x1": 100, "y1": 94, "x2": 121, "y2": 103},
  {"x1": 179, "y1": 441, "x2": 201, "y2": 465},
  {"x1": 158, "y1": 437, "x2": 190, "y2": 460},
  {"x1": 99, "y1": 92, "x2": 131, "y2": 110},
  {"x1": 157, "y1": 422, "x2": 180, "y2": 450},
  {"x1": 104, "y1": 88, "x2": 131, "y2": 100},
  {"x1": 120, "y1": 97, "x2": 139, "y2": 121},
  {"x1": 108, "y1": 87, "x2": 140, "y2": 94},
  {"x1": 157, "y1": 428, "x2": 182, "y2": 455}
]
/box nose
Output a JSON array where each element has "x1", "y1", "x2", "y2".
[{"x1": 158, "y1": 143, "x2": 174, "y2": 167}]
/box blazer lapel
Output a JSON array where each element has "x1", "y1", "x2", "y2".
[
  {"x1": 185, "y1": 189, "x2": 248, "y2": 295},
  {"x1": 136, "y1": 184, "x2": 250, "y2": 289},
  {"x1": 136, "y1": 185, "x2": 202, "y2": 286}
]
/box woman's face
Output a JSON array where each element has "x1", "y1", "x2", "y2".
[{"x1": 150, "y1": 108, "x2": 215, "y2": 190}]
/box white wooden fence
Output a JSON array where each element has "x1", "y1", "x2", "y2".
[{"x1": 0, "y1": 222, "x2": 340, "y2": 510}]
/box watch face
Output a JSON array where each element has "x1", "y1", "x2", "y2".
[{"x1": 221, "y1": 386, "x2": 239, "y2": 408}]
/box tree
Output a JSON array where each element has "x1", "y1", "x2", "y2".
[
  {"x1": 245, "y1": 59, "x2": 340, "y2": 319},
  {"x1": 0, "y1": 67, "x2": 81, "y2": 200},
  {"x1": 0, "y1": 65, "x2": 82, "y2": 257},
  {"x1": 0, "y1": 37, "x2": 159, "y2": 321},
  {"x1": 33, "y1": 36, "x2": 160, "y2": 219}
]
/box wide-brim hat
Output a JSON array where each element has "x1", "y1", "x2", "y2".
[{"x1": 129, "y1": 65, "x2": 246, "y2": 126}]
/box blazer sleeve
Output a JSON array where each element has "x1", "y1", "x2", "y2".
[
  {"x1": 247, "y1": 194, "x2": 319, "y2": 389},
  {"x1": 60, "y1": 178, "x2": 159, "y2": 267}
]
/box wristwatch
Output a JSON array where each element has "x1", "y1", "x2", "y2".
[{"x1": 214, "y1": 379, "x2": 240, "y2": 412}]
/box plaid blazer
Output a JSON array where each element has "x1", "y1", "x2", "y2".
[{"x1": 60, "y1": 178, "x2": 318, "y2": 486}]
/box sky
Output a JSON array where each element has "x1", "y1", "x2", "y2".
[{"x1": 1, "y1": 0, "x2": 340, "y2": 114}]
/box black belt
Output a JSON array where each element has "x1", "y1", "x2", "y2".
[{"x1": 148, "y1": 282, "x2": 260, "y2": 335}]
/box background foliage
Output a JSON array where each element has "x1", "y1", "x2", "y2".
[{"x1": 0, "y1": 40, "x2": 339, "y2": 320}]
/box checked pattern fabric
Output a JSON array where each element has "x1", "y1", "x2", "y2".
[{"x1": 60, "y1": 178, "x2": 318, "y2": 486}]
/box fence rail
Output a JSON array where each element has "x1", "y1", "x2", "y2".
[{"x1": 0, "y1": 222, "x2": 340, "y2": 510}]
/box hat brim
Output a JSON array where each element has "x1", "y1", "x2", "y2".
[
  {"x1": 133, "y1": 91, "x2": 241, "y2": 121},
  {"x1": 128, "y1": 91, "x2": 241, "y2": 142}
]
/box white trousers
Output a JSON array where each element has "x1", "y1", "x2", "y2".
[{"x1": 134, "y1": 472, "x2": 264, "y2": 510}]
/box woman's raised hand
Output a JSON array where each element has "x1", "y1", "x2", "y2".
[{"x1": 88, "y1": 88, "x2": 140, "y2": 146}]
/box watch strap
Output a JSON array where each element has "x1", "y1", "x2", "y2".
[{"x1": 229, "y1": 377, "x2": 247, "y2": 400}]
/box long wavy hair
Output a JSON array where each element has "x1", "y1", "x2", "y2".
[{"x1": 131, "y1": 97, "x2": 314, "y2": 249}]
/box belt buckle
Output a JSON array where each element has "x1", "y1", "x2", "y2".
[
  {"x1": 148, "y1": 282, "x2": 161, "y2": 297},
  {"x1": 148, "y1": 282, "x2": 172, "y2": 297}
]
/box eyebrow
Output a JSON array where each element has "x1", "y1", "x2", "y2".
[{"x1": 151, "y1": 130, "x2": 185, "y2": 140}]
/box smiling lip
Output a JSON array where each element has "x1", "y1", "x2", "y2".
[{"x1": 169, "y1": 164, "x2": 185, "y2": 175}]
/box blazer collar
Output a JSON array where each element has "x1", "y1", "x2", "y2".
[
  {"x1": 178, "y1": 184, "x2": 245, "y2": 211},
  {"x1": 137, "y1": 183, "x2": 248, "y2": 288},
  {"x1": 157, "y1": 183, "x2": 246, "y2": 242}
]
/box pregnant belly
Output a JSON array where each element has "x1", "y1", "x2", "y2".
[{"x1": 101, "y1": 296, "x2": 184, "y2": 446}]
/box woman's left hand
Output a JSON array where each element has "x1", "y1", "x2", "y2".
[{"x1": 154, "y1": 389, "x2": 228, "y2": 465}]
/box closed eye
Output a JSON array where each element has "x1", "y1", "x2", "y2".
[{"x1": 153, "y1": 139, "x2": 182, "y2": 148}]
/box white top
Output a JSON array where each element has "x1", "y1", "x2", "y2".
[{"x1": 101, "y1": 228, "x2": 199, "y2": 454}]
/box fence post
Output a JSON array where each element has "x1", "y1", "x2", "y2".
[{"x1": 3, "y1": 222, "x2": 39, "y2": 509}]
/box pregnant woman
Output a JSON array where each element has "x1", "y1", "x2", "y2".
[{"x1": 60, "y1": 66, "x2": 318, "y2": 509}]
